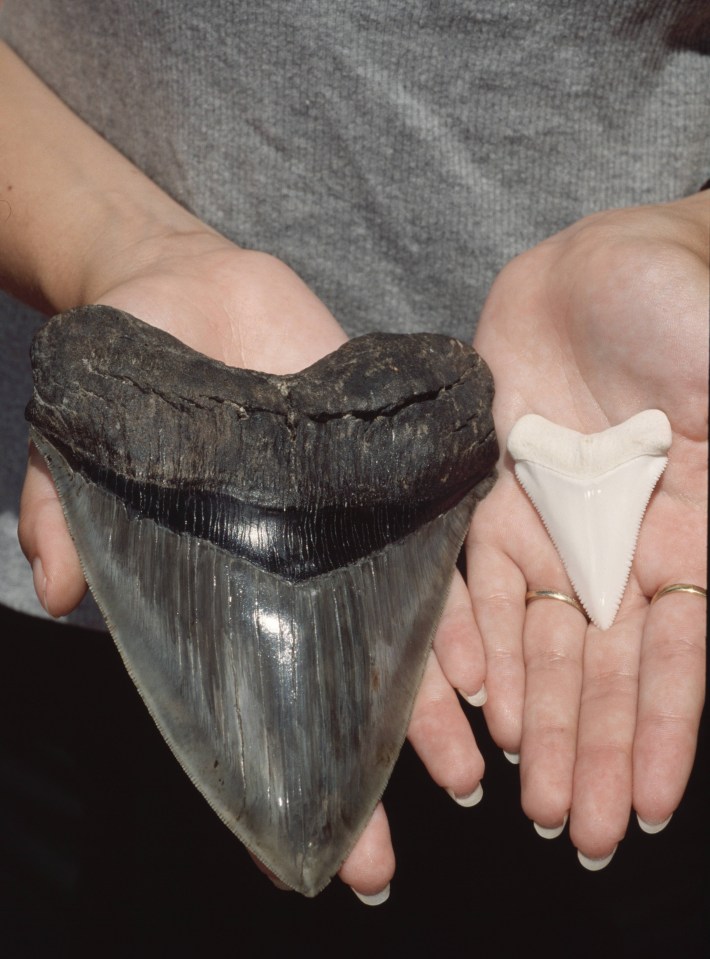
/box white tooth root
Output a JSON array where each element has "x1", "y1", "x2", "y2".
[{"x1": 507, "y1": 410, "x2": 671, "y2": 630}]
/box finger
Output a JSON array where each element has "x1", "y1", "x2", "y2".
[
  {"x1": 570, "y1": 607, "x2": 645, "y2": 865},
  {"x1": 633, "y1": 590, "x2": 706, "y2": 831},
  {"x1": 18, "y1": 442, "x2": 87, "y2": 617},
  {"x1": 519, "y1": 596, "x2": 586, "y2": 834},
  {"x1": 338, "y1": 802, "x2": 395, "y2": 904},
  {"x1": 433, "y1": 568, "x2": 486, "y2": 705},
  {"x1": 466, "y1": 491, "x2": 527, "y2": 755},
  {"x1": 407, "y1": 652, "x2": 485, "y2": 805}
]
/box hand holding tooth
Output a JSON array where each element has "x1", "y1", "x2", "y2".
[
  {"x1": 9, "y1": 31, "x2": 493, "y2": 892},
  {"x1": 508, "y1": 410, "x2": 672, "y2": 631},
  {"x1": 19, "y1": 237, "x2": 494, "y2": 900},
  {"x1": 468, "y1": 194, "x2": 708, "y2": 868}
]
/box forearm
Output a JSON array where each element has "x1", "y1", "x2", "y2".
[{"x1": 0, "y1": 41, "x2": 214, "y2": 313}]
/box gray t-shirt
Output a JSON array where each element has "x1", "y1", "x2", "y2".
[{"x1": 1, "y1": 0, "x2": 708, "y2": 622}]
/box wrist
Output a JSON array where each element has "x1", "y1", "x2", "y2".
[
  {"x1": 72, "y1": 192, "x2": 222, "y2": 309},
  {"x1": 0, "y1": 40, "x2": 223, "y2": 313}
]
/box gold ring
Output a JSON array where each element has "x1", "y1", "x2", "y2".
[
  {"x1": 650, "y1": 583, "x2": 707, "y2": 605},
  {"x1": 525, "y1": 589, "x2": 589, "y2": 622}
]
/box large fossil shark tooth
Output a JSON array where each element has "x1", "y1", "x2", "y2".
[
  {"x1": 26, "y1": 305, "x2": 498, "y2": 897},
  {"x1": 507, "y1": 410, "x2": 671, "y2": 630}
]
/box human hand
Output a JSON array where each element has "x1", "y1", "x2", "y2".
[
  {"x1": 18, "y1": 230, "x2": 486, "y2": 899},
  {"x1": 2, "y1": 37, "x2": 479, "y2": 895},
  {"x1": 467, "y1": 193, "x2": 708, "y2": 866}
]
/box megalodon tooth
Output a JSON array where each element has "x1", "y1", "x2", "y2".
[
  {"x1": 508, "y1": 410, "x2": 671, "y2": 630},
  {"x1": 26, "y1": 306, "x2": 498, "y2": 897}
]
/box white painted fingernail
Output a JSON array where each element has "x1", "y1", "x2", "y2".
[
  {"x1": 577, "y1": 846, "x2": 617, "y2": 871},
  {"x1": 534, "y1": 814, "x2": 568, "y2": 839},
  {"x1": 447, "y1": 783, "x2": 483, "y2": 808},
  {"x1": 353, "y1": 883, "x2": 390, "y2": 906},
  {"x1": 461, "y1": 684, "x2": 487, "y2": 707},
  {"x1": 637, "y1": 813, "x2": 672, "y2": 835},
  {"x1": 503, "y1": 750, "x2": 520, "y2": 765}
]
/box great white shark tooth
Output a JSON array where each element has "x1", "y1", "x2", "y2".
[
  {"x1": 507, "y1": 411, "x2": 671, "y2": 630},
  {"x1": 26, "y1": 306, "x2": 498, "y2": 897}
]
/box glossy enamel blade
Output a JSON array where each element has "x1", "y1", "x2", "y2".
[
  {"x1": 508, "y1": 411, "x2": 671, "y2": 630},
  {"x1": 27, "y1": 306, "x2": 498, "y2": 896}
]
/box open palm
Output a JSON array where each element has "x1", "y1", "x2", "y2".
[{"x1": 467, "y1": 194, "x2": 708, "y2": 864}]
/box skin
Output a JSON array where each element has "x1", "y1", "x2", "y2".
[
  {"x1": 469, "y1": 196, "x2": 708, "y2": 859},
  {"x1": 2, "y1": 38, "x2": 707, "y2": 890},
  {"x1": 2, "y1": 41, "x2": 482, "y2": 898}
]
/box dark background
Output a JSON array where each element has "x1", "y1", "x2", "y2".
[{"x1": 1, "y1": 602, "x2": 706, "y2": 958}]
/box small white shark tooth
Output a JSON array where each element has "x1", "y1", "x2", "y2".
[{"x1": 507, "y1": 410, "x2": 672, "y2": 630}]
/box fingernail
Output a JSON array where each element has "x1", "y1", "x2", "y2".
[
  {"x1": 32, "y1": 557, "x2": 49, "y2": 614},
  {"x1": 534, "y1": 814, "x2": 568, "y2": 839},
  {"x1": 447, "y1": 782, "x2": 483, "y2": 808},
  {"x1": 503, "y1": 750, "x2": 520, "y2": 765},
  {"x1": 577, "y1": 846, "x2": 617, "y2": 871},
  {"x1": 637, "y1": 813, "x2": 672, "y2": 835},
  {"x1": 461, "y1": 684, "x2": 487, "y2": 707},
  {"x1": 353, "y1": 883, "x2": 390, "y2": 906}
]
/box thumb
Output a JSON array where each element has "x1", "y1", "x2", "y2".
[{"x1": 18, "y1": 441, "x2": 87, "y2": 617}]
